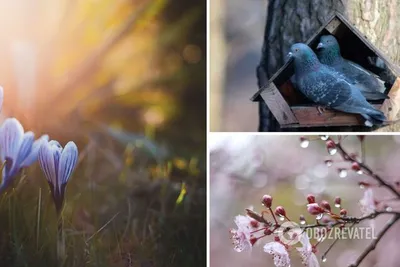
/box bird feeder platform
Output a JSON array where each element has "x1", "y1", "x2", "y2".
[{"x1": 251, "y1": 12, "x2": 400, "y2": 130}]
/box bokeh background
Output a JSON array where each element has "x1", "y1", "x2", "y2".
[
  {"x1": 210, "y1": 0, "x2": 267, "y2": 132},
  {"x1": 0, "y1": 0, "x2": 206, "y2": 266},
  {"x1": 210, "y1": 135, "x2": 400, "y2": 267}
]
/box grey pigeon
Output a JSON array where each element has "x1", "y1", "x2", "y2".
[
  {"x1": 288, "y1": 43, "x2": 386, "y2": 126},
  {"x1": 316, "y1": 35, "x2": 388, "y2": 100}
]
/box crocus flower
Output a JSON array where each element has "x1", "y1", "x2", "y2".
[
  {"x1": 0, "y1": 118, "x2": 49, "y2": 193},
  {"x1": 264, "y1": 241, "x2": 291, "y2": 267},
  {"x1": 38, "y1": 140, "x2": 78, "y2": 214}
]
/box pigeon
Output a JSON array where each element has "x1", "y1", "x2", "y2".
[
  {"x1": 316, "y1": 35, "x2": 388, "y2": 100},
  {"x1": 288, "y1": 43, "x2": 386, "y2": 126}
]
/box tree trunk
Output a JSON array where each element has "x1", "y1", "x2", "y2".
[{"x1": 258, "y1": 0, "x2": 400, "y2": 131}]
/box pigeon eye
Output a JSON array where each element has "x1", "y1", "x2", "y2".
[{"x1": 295, "y1": 48, "x2": 299, "y2": 52}]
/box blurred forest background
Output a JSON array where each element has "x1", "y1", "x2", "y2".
[
  {"x1": 211, "y1": 0, "x2": 400, "y2": 132},
  {"x1": 210, "y1": 135, "x2": 400, "y2": 267},
  {"x1": 0, "y1": 0, "x2": 206, "y2": 266}
]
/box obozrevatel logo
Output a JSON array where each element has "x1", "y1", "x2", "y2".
[{"x1": 276, "y1": 221, "x2": 303, "y2": 245}]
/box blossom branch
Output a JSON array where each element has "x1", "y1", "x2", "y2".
[{"x1": 349, "y1": 214, "x2": 400, "y2": 267}]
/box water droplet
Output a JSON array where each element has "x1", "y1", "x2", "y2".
[
  {"x1": 300, "y1": 220, "x2": 306, "y2": 225},
  {"x1": 279, "y1": 216, "x2": 285, "y2": 221},
  {"x1": 316, "y1": 213, "x2": 324, "y2": 220},
  {"x1": 322, "y1": 256, "x2": 327, "y2": 262},
  {"x1": 357, "y1": 170, "x2": 363, "y2": 175},
  {"x1": 359, "y1": 184, "x2": 365, "y2": 189},
  {"x1": 334, "y1": 203, "x2": 341, "y2": 208},
  {"x1": 339, "y1": 169, "x2": 347, "y2": 178},
  {"x1": 300, "y1": 139, "x2": 309, "y2": 148},
  {"x1": 386, "y1": 206, "x2": 393, "y2": 212},
  {"x1": 324, "y1": 160, "x2": 333, "y2": 167},
  {"x1": 320, "y1": 135, "x2": 329, "y2": 141},
  {"x1": 328, "y1": 147, "x2": 337, "y2": 155}
]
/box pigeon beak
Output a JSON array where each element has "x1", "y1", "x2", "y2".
[
  {"x1": 286, "y1": 52, "x2": 293, "y2": 59},
  {"x1": 316, "y1": 43, "x2": 324, "y2": 50}
]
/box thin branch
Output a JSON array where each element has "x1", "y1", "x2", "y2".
[
  {"x1": 333, "y1": 139, "x2": 400, "y2": 198},
  {"x1": 349, "y1": 214, "x2": 400, "y2": 267}
]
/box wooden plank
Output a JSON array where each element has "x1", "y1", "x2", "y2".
[
  {"x1": 289, "y1": 105, "x2": 382, "y2": 127},
  {"x1": 380, "y1": 78, "x2": 400, "y2": 121},
  {"x1": 260, "y1": 83, "x2": 298, "y2": 125},
  {"x1": 325, "y1": 17, "x2": 341, "y2": 34}
]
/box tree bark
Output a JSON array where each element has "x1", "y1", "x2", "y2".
[{"x1": 258, "y1": 0, "x2": 400, "y2": 131}]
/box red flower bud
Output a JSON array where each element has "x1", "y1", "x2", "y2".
[
  {"x1": 351, "y1": 162, "x2": 361, "y2": 171},
  {"x1": 307, "y1": 194, "x2": 316, "y2": 204},
  {"x1": 334, "y1": 197, "x2": 341, "y2": 206},
  {"x1": 274, "y1": 236, "x2": 280, "y2": 242},
  {"x1": 320, "y1": 200, "x2": 331, "y2": 211},
  {"x1": 262, "y1": 194, "x2": 273, "y2": 208},
  {"x1": 275, "y1": 206, "x2": 286, "y2": 217},
  {"x1": 339, "y1": 209, "x2": 347, "y2": 216},
  {"x1": 307, "y1": 203, "x2": 324, "y2": 215},
  {"x1": 326, "y1": 140, "x2": 336, "y2": 149}
]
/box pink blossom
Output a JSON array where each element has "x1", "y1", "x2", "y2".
[
  {"x1": 230, "y1": 215, "x2": 255, "y2": 252},
  {"x1": 359, "y1": 188, "x2": 376, "y2": 216},
  {"x1": 296, "y1": 233, "x2": 320, "y2": 267},
  {"x1": 263, "y1": 241, "x2": 291, "y2": 267}
]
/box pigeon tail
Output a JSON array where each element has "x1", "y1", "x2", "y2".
[{"x1": 361, "y1": 91, "x2": 389, "y2": 100}]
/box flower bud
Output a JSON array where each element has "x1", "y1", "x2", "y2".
[
  {"x1": 351, "y1": 162, "x2": 361, "y2": 172},
  {"x1": 262, "y1": 194, "x2": 273, "y2": 208},
  {"x1": 274, "y1": 236, "x2": 280, "y2": 242},
  {"x1": 339, "y1": 209, "x2": 347, "y2": 216},
  {"x1": 334, "y1": 197, "x2": 341, "y2": 206},
  {"x1": 274, "y1": 206, "x2": 286, "y2": 217},
  {"x1": 307, "y1": 203, "x2": 324, "y2": 215},
  {"x1": 326, "y1": 140, "x2": 336, "y2": 149},
  {"x1": 307, "y1": 194, "x2": 316, "y2": 204},
  {"x1": 320, "y1": 200, "x2": 331, "y2": 211}
]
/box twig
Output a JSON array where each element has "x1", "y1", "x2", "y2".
[
  {"x1": 333, "y1": 139, "x2": 400, "y2": 198},
  {"x1": 349, "y1": 214, "x2": 400, "y2": 267}
]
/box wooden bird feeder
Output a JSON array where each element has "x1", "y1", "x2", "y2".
[{"x1": 251, "y1": 12, "x2": 400, "y2": 130}]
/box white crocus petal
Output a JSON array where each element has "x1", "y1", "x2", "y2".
[
  {"x1": 38, "y1": 141, "x2": 57, "y2": 186},
  {"x1": 21, "y1": 134, "x2": 49, "y2": 167},
  {"x1": 359, "y1": 188, "x2": 376, "y2": 216},
  {"x1": 0, "y1": 118, "x2": 24, "y2": 164},
  {"x1": 57, "y1": 141, "x2": 78, "y2": 188},
  {"x1": 264, "y1": 242, "x2": 291, "y2": 267}
]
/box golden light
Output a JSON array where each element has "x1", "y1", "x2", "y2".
[{"x1": 143, "y1": 107, "x2": 165, "y2": 126}]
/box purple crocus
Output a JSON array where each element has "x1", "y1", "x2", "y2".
[
  {"x1": 38, "y1": 140, "x2": 78, "y2": 214},
  {"x1": 0, "y1": 118, "x2": 49, "y2": 193}
]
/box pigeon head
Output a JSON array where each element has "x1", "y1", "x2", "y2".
[
  {"x1": 288, "y1": 43, "x2": 321, "y2": 74},
  {"x1": 316, "y1": 35, "x2": 342, "y2": 65}
]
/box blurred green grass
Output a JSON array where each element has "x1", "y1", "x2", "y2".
[{"x1": 0, "y1": 137, "x2": 205, "y2": 267}]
